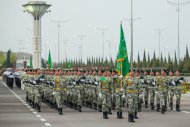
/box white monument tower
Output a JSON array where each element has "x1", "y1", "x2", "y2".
[{"x1": 23, "y1": 1, "x2": 51, "y2": 68}]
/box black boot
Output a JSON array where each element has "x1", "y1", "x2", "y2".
[
  {"x1": 170, "y1": 102, "x2": 173, "y2": 110},
  {"x1": 108, "y1": 108, "x2": 112, "y2": 115},
  {"x1": 117, "y1": 112, "x2": 123, "y2": 119},
  {"x1": 164, "y1": 101, "x2": 167, "y2": 111},
  {"x1": 98, "y1": 105, "x2": 102, "y2": 112},
  {"x1": 103, "y1": 112, "x2": 109, "y2": 119},
  {"x1": 128, "y1": 114, "x2": 135, "y2": 122},
  {"x1": 176, "y1": 104, "x2": 180, "y2": 112},
  {"x1": 161, "y1": 106, "x2": 166, "y2": 114},
  {"x1": 58, "y1": 108, "x2": 63, "y2": 115},
  {"x1": 38, "y1": 104, "x2": 41, "y2": 112},
  {"x1": 93, "y1": 103, "x2": 97, "y2": 110},
  {"x1": 156, "y1": 104, "x2": 160, "y2": 112},
  {"x1": 117, "y1": 112, "x2": 120, "y2": 118},
  {"x1": 138, "y1": 102, "x2": 142, "y2": 112},
  {"x1": 78, "y1": 105, "x2": 82, "y2": 112},
  {"x1": 145, "y1": 101, "x2": 148, "y2": 108},
  {"x1": 151, "y1": 102, "x2": 155, "y2": 110},
  {"x1": 134, "y1": 112, "x2": 138, "y2": 119}
]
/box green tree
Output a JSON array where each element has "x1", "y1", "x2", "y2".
[
  {"x1": 0, "y1": 52, "x2": 6, "y2": 67},
  {"x1": 6, "y1": 49, "x2": 11, "y2": 68},
  {"x1": 142, "y1": 49, "x2": 146, "y2": 67}
]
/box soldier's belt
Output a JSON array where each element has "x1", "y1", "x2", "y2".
[{"x1": 127, "y1": 90, "x2": 138, "y2": 93}]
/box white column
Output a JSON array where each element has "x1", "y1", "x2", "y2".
[{"x1": 33, "y1": 19, "x2": 41, "y2": 68}]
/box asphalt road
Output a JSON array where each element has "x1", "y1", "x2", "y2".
[{"x1": 0, "y1": 80, "x2": 190, "y2": 127}]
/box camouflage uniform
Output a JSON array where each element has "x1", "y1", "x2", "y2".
[
  {"x1": 100, "y1": 76, "x2": 112, "y2": 119},
  {"x1": 113, "y1": 76, "x2": 124, "y2": 119},
  {"x1": 125, "y1": 76, "x2": 139, "y2": 122}
]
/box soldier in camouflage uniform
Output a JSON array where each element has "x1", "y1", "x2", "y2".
[
  {"x1": 113, "y1": 72, "x2": 124, "y2": 119},
  {"x1": 99, "y1": 70, "x2": 112, "y2": 119},
  {"x1": 155, "y1": 70, "x2": 167, "y2": 114},
  {"x1": 148, "y1": 70, "x2": 156, "y2": 110},
  {"x1": 173, "y1": 70, "x2": 184, "y2": 111},
  {"x1": 125, "y1": 70, "x2": 139, "y2": 122},
  {"x1": 97, "y1": 70, "x2": 103, "y2": 112},
  {"x1": 54, "y1": 70, "x2": 64, "y2": 115}
]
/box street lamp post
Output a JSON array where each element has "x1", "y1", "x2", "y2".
[
  {"x1": 122, "y1": 0, "x2": 140, "y2": 69},
  {"x1": 77, "y1": 35, "x2": 86, "y2": 61},
  {"x1": 166, "y1": 0, "x2": 190, "y2": 63},
  {"x1": 153, "y1": 28, "x2": 166, "y2": 60},
  {"x1": 50, "y1": 19, "x2": 69, "y2": 64},
  {"x1": 95, "y1": 27, "x2": 110, "y2": 60},
  {"x1": 23, "y1": 1, "x2": 51, "y2": 69}
]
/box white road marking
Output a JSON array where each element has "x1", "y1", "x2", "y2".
[
  {"x1": 36, "y1": 115, "x2": 42, "y2": 118},
  {"x1": 182, "y1": 111, "x2": 190, "y2": 114},
  {"x1": 1, "y1": 81, "x2": 53, "y2": 126},
  {"x1": 181, "y1": 98, "x2": 190, "y2": 101},
  {"x1": 44, "y1": 123, "x2": 52, "y2": 126},
  {"x1": 27, "y1": 106, "x2": 31, "y2": 108},
  {"x1": 40, "y1": 118, "x2": 46, "y2": 121},
  {"x1": 33, "y1": 112, "x2": 38, "y2": 114}
]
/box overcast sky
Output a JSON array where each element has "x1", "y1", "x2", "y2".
[{"x1": 0, "y1": 0, "x2": 190, "y2": 63}]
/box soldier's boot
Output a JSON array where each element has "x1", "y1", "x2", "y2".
[
  {"x1": 98, "y1": 105, "x2": 102, "y2": 112},
  {"x1": 164, "y1": 101, "x2": 167, "y2": 111},
  {"x1": 123, "y1": 102, "x2": 125, "y2": 107},
  {"x1": 170, "y1": 102, "x2": 173, "y2": 110},
  {"x1": 176, "y1": 104, "x2": 181, "y2": 112},
  {"x1": 53, "y1": 103, "x2": 56, "y2": 109},
  {"x1": 78, "y1": 105, "x2": 82, "y2": 112},
  {"x1": 145, "y1": 101, "x2": 148, "y2": 108},
  {"x1": 151, "y1": 102, "x2": 155, "y2": 110},
  {"x1": 103, "y1": 112, "x2": 109, "y2": 119},
  {"x1": 120, "y1": 112, "x2": 123, "y2": 119},
  {"x1": 161, "y1": 106, "x2": 166, "y2": 114},
  {"x1": 38, "y1": 104, "x2": 41, "y2": 112},
  {"x1": 74, "y1": 104, "x2": 78, "y2": 110},
  {"x1": 138, "y1": 102, "x2": 142, "y2": 112},
  {"x1": 128, "y1": 114, "x2": 135, "y2": 122},
  {"x1": 117, "y1": 112, "x2": 120, "y2": 118},
  {"x1": 117, "y1": 112, "x2": 123, "y2": 119},
  {"x1": 134, "y1": 112, "x2": 138, "y2": 119},
  {"x1": 108, "y1": 108, "x2": 112, "y2": 115},
  {"x1": 89, "y1": 102, "x2": 92, "y2": 109},
  {"x1": 58, "y1": 108, "x2": 63, "y2": 115},
  {"x1": 32, "y1": 102, "x2": 35, "y2": 108},
  {"x1": 50, "y1": 102, "x2": 53, "y2": 108},
  {"x1": 156, "y1": 104, "x2": 160, "y2": 112}
]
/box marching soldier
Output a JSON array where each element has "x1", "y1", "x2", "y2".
[
  {"x1": 125, "y1": 70, "x2": 139, "y2": 122},
  {"x1": 173, "y1": 70, "x2": 184, "y2": 111},
  {"x1": 113, "y1": 71, "x2": 124, "y2": 119},
  {"x1": 99, "y1": 70, "x2": 112, "y2": 119}
]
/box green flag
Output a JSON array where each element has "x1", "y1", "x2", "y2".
[
  {"x1": 29, "y1": 56, "x2": 33, "y2": 69},
  {"x1": 48, "y1": 50, "x2": 52, "y2": 69},
  {"x1": 116, "y1": 23, "x2": 130, "y2": 76}
]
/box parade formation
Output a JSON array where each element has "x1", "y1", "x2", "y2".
[{"x1": 7, "y1": 68, "x2": 184, "y2": 122}]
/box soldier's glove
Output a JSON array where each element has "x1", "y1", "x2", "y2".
[
  {"x1": 122, "y1": 94, "x2": 126, "y2": 99},
  {"x1": 99, "y1": 92, "x2": 102, "y2": 98},
  {"x1": 52, "y1": 91, "x2": 56, "y2": 95},
  {"x1": 95, "y1": 82, "x2": 99, "y2": 85},
  {"x1": 172, "y1": 81, "x2": 176, "y2": 86},
  {"x1": 119, "y1": 75, "x2": 123, "y2": 79},
  {"x1": 179, "y1": 80, "x2": 183, "y2": 83},
  {"x1": 73, "y1": 82, "x2": 76, "y2": 85},
  {"x1": 152, "y1": 82, "x2": 156, "y2": 86},
  {"x1": 120, "y1": 88, "x2": 124, "y2": 92}
]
